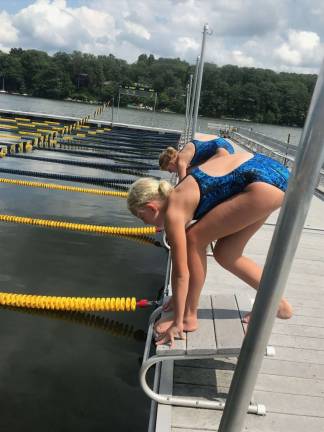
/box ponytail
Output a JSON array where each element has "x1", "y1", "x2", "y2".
[
  {"x1": 159, "y1": 147, "x2": 178, "y2": 170},
  {"x1": 127, "y1": 178, "x2": 173, "y2": 216}
]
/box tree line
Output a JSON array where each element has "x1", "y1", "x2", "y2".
[{"x1": 0, "y1": 48, "x2": 317, "y2": 127}]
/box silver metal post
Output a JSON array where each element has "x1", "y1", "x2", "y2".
[
  {"x1": 111, "y1": 97, "x2": 114, "y2": 127},
  {"x1": 184, "y1": 77, "x2": 192, "y2": 143},
  {"x1": 187, "y1": 58, "x2": 199, "y2": 143},
  {"x1": 116, "y1": 89, "x2": 121, "y2": 122},
  {"x1": 152, "y1": 92, "x2": 157, "y2": 127},
  {"x1": 192, "y1": 24, "x2": 209, "y2": 139},
  {"x1": 218, "y1": 59, "x2": 324, "y2": 432}
]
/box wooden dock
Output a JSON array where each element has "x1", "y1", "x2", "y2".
[{"x1": 153, "y1": 139, "x2": 324, "y2": 431}]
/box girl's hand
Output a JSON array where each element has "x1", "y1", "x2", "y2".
[{"x1": 155, "y1": 322, "x2": 185, "y2": 348}]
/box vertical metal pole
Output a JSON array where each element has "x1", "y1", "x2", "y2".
[
  {"x1": 191, "y1": 24, "x2": 209, "y2": 139},
  {"x1": 152, "y1": 92, "x2": 157, "y2": 127},
  {"x1": 187, "y1": 58, "x2": 200, "y2": 143},
  {"x1": 184, "y1": 78, "x2": 192, "y2": 144},
  {"x1": 116, "y1": 89, "x2": 121, "y2": 122},
  {"x1": 218, "y1": 59, "x2": 324, "y2": 432},
  {"x1": 284, "y1": 133, "x2": 291, "y2": 167},
  {"x1": 111, "y1": 97, "x2": 114, "y2": 127}
]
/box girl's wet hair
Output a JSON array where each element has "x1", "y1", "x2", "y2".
[
  {"x1": 159, "y1": 147, "x2": 178, "y2": 170},
  {"x1": 127, "y1": 177, "x2": 173, "y2": 216}
]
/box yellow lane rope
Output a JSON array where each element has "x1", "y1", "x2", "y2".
[
  {"x1": 0, "y1": 214, "x2": 158, "y2": 236},
  {"x1": 0, "y1": 292, "x2": 137, "y2": 312},
  {"x1": 0, "y1": 177, "x2": 128, "y2": 198}
]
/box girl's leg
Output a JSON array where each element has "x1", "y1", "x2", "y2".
[
  {"x1": 155, "y1": 183, "x2": 291, "y2": 334},
  {"x1": 212, "y1": 221, "x2": 292, "y2": 321}
]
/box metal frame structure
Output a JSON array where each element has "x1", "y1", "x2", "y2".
[
  {"x1": 147, "y1": 251, "x2": 172, "y2": 432},
  {"x1": 116, "y1": 86, "x2": 158, "y2": 125},
  {"x1": 140, "y1": 307, "x2": 266, "y2": 415},
  {"x1": 218, "y1": 59, "x2": 324, "y2": 432},
  {"x1": 184, "y1": 75, "x2": 193, "y2": 145},
  {"x1": 191, "y1": 24, "x2": 211, "y2": 138}
]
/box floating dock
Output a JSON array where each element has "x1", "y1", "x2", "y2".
[{"x1": 152, "y1": 138, "x2": 324, "y2": 432}]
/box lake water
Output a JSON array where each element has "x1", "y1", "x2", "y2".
[
  {"x1": 0, "y1": 100, "x2": 172, "y2": 432},
  {"x1": 0, "y1": 93, "x2": 303, "y2": 146}
]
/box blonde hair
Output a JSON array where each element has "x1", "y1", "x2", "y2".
[
  {"x1": 159, "y1": 147, "x2": 178, "y2": 170},
  {"x1": 127, "y1": 177, "x2": 173, "y2": 216}
]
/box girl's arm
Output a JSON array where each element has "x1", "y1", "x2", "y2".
[
  {"x1": 177, "y1": 143, "x2": 195, "y2": 180},
  {"x1": 177, "y1": 159, "x2": 188, "y2": 181},
  {"x1": 156, "y1": 207, "x2": 189, "y2": 346}
]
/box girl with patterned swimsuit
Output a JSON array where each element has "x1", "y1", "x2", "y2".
[
  {"x1": 128, "y1": 151, "x2": 293, "y2": 346},
  {"x1": 159, "y1": 137, "x2": 235, "y2": 180}
]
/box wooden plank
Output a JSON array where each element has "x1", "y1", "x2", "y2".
[
  {"x1": 186, "y1": 295, "x2": 217, "y2": 355},
  {"x1": 268, "y1": 346, "x2": 324, "y2": 364},
  {"x1": 175, "y1": 365, "x2": 324, "y2": 397},
  {"x1": 172, "y1": 407, "x2": 324, "y2": 431},
  {"x1": 211, "y1": 295, "x2": 244, "y2": 355},
  {"x1": 269, "y1": 333, "x2": 324, "y2": 350},
  {"x1": 155, "y1": 360, "x2": 173, "y2": 432},
  {"x1": 261, "y1": 357, "x2": 324, "y2": 380},
  {"x1": 272, "y1": 322, "x2": 324, "y2": 338}
]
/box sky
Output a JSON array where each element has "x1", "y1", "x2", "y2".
[{"x1": 0, "y1": 0, "x2": 323, "y2": 74}]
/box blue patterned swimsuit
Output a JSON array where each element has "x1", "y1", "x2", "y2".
[
  {"x1": 189, "y1": 138, "x2": 235, "y2": 167},
  {"x1": 189, "y1": 153, "x2": 289, "y2": 220}
]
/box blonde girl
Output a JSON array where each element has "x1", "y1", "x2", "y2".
[{"x1": 128, "y1": 151, "x2": 293, "y2": 346}]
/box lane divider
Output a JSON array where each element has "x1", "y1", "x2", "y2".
[
  {"x1": 0, "y1": 214, "x2": 159, "y2": 236},
  {"x1": 0, "y1": 166, "x2": 133, "y2": 189},
  {"x1": 0, "y1": 293, "x2": 157, "y2": 312},
  {"x1": 0, "y1": 177, "x2": 128, "y2": 198}
]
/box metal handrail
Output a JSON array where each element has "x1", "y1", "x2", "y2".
[{"x1": 140, "y1": 308, "x2": 266, "y2": 414}]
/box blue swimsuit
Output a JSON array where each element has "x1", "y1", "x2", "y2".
[
  {"x1": 189, "y1": 138, "x2": 235, "y2": 167},
  {"x1": 190, "y1": 153, "x2": 289, "y2": 220}
]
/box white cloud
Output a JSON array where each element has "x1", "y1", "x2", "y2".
[
  {"x1": 230, "y1": 50, "x2": 255, "y2": 67},
  {"x1": 12, "y1": 0, "x2": 116, "y2": 52},
  {"x1": 274, "y1": 30, "x2": 322, "y2": 67},
  {"x1": 0, "y1": 0, "x2": 323, "y2": 72},
  {"x1": 124, "y1": 21, "x2": 151, "y2": 40},
  {"x1": 174, "y1": 37, "x2": 199, "y2": 56},
  {"x1": 0, "y1": 11, "x2": 19, "y2": 51}
]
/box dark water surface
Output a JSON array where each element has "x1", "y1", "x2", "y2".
[{"x1": 0, "y1": 148, "x2": 168, "y2": 429}]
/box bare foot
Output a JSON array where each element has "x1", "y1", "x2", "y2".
[
  {"x1": 277, "y1": 298, "x2": 293, "y2": 319},
  {"x1": 242, "y1": 298, "x2": 293, "y2": 324},
  {"x1": 154, "y1": 314, "x2": 198, "y2": 334}
]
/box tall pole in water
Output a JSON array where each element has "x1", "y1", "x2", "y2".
[
  {"x1": 191, "y1": 24, "x2": 209, "y2": 139},
  {"x1": 218, "y1": 59, "x2": 324, "y2": 432}
]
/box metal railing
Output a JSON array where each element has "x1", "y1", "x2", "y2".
[{"x1": 230, "y1": 130, "x2": 324, "y2": 194}]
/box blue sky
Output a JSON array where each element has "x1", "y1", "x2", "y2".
[{"x1": 0, "y1": 0, "x2": 323, "y2": 73}]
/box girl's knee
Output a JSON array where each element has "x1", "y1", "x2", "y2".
[
  {"x1": 186, "y1": 228, "x2": 207, "y2": 249},
  {"x1": 213, "y1": 245, "x2": 236, "y2": 270}
]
